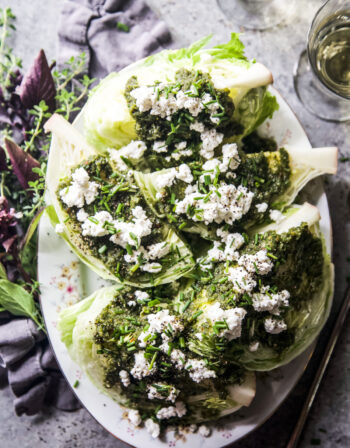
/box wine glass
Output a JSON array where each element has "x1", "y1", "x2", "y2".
[
  {"x1": 294, "y1": 0, "x2": 350, "y2": 122},
  {"x1": 216, "y1": 0, "x2": 296, "y2": 31}
]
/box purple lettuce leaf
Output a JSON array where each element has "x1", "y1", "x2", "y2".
[
  {"x1": 17, "y1": 49, "x2": 56, "y2": 112},
  {"x1": 4, "y1": 138, "x2": 40, "y2": 190},
  {"x1": 0, "y1": 147, "x2": 7, "y2": 171}
]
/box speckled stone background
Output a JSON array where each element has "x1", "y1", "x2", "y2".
[{"x1": 0, "y1": 0, "x2": 349, "y2": 447}]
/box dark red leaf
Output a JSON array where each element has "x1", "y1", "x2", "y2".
[
  {"x1": 4, "y1": 138, "x2": 40, "y2": 190},
  {"x1": 3, "y1": 235, "x2": 16, "y2": 253},
  {"x1": 0, "y1": 147, "x2": 7, "y2": 171},
  {"x1": 17, "y1": 49, "x2": 56, "y2": 112}
]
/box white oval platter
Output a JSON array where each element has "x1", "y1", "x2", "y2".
[{"x1": 38, "y1": 87, "x2": 332, "y2": 448}]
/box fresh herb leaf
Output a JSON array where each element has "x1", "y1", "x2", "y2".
[
  {"x1": 17, "y1": 49, "x2": 56, "y2": 112},
  {"x1": 116, "y1": 22, "x2": 130, "y2": 32},
  {"x1": 0, "y1": 279, "x2": 43, "y2": 329},
  {"x1": 4, "y1": 137, "x2": 40, "y2": 189}
]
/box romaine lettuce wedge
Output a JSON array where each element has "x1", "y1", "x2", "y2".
[
  {"x1": 45, "y1": 114, "x2": 195, "y2": 287},
  {"x1": 58, "y1": 285, "x2": 256, "y2": 424},
  {"x1": 82, "y1": 34, "x2": 274, "y2": 152}
]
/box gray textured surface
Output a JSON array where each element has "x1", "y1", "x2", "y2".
[{"x1": 1, "y1": 0, "x2": 350, "y2": 447}]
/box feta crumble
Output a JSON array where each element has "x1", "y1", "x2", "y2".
[
  {"x1": 138, "y1": 310, "x2": 183, "y2": 347},
  {"x1": 202, "y1": 302, "x2": 247, "y2": 340},
  {"x1": 146, "y1": 242, "x2": 170, "y2": 260},
  {"x1": 81, "y1": 211, "x2": 112, "y2": 237},
  {"x1": 128, "y1": 409, "x2": 141, "y2": 426},
  {"x1": 199, "y1": 128, "x2": 224, "y2": 160},
  {"x1": 227, "y1": 266, "x2": 257, "y2": 293},
  {"x1": 176, "y1": 164, "x2": 193, "y2": 184},
  {"x1": 256, "y1": 202, "x2": 268, "y2": 213},
  {"x1": 249, "y1": 342, "x2": 260, "y2": 352},
  {"x1": 156, "y1": 401, "x2": 187, "y2": 420},
  {"x1": 147, "y1": 384, "x2": 179, "y2": 403},
  {"x1": 109, "y1": 140, "x2": 147, "y2": 171},
  {"x1": 135, "y1": 290, "x2": 149, "y2": 303},
  {"x1": 130, "y1": 351, "x2": 157, "y2": 379},
  {"x1": 206, "y1": 228, "x2": 245, "y2": 263},
  {"x1": 252, "y1": 289, "x2": 290, "y2": 314},
  {"x1": 238, "y1": 250, "x2": 274, "y2": 275},
  {"x1": 185, "y1": 359, "x2": 216, "y2": 383},
  {"x1": 175, "y1": 183, "x2": 254, "y2": 225},
  {"x1": 119, "y1": 370, "x2": 130, "y2": 387},
  {"x1": 264, "y1": 317, "x2": 288, "y2": 334},
  {"x1": 145, "y1": 418, "x2": 160, "y2": 438},
  {"x1": 76, "y1": 209, "x2": 88, "y2": 222},
  {"x1": 55, "y1": 223, "x2": 64, "y2": 234},
  {"x1": 60, "y1": 167, "x2": 99, "y2": 208},
  {"x1": 269, "y1": 209, "x2": 283, "y2": 223},
  {"x1": 198, "y1": 425, "x2": 211, "y2": 437},
  {"x1": 153, "y1": 141, "x2": 168, "y2": 153}
]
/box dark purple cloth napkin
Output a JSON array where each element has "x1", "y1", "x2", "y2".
[{"x1": 0, "y1": 0, "x2": 170, "y2": 416}]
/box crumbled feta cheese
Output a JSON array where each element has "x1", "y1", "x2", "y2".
[
  {"x1": 185, "y1": 359, "x2": 216, "y2": 383},
  {"x1": 256, "y1": 202, "x2": 268, "y2": 213},
  {"x1": 130, "y1": 351, "x2": 157, "y2": 379},
  {"x1": 176, "y1": 141, "x2": 187, "y2": 151},
  {"x1": 202, "y1": 302, "x2": 247, "y2": 340},
  {"x1": 81, "y1": 211, "x2": 112, "y2": 237},
  {"x1": 264, "y1": 317, "x2": 288, "y2": 334},
  {"x1": 238, "y1": 250, "x2": 274, "y2": 275},
  {"x1": 252, "y1": 289, "x2": 290, "y2": 314},
  {"x1": 176, "y1": 164, "x2": 193, "y2": 184},
  {"x1": 176, "y1": 90, "x2": 203, "y2": 116},
  {"x1": 199, "y1": 128, "x2": 224, "y2": 159},
  {"x1": 207, "y1": 229, "x2": 245, "y2": 262},
  {"x1": 190, "y1": 121, "x2": 205, "y2": 133},
  {"x1": 198, "y1": 425, "x2": 211, "y2": 437},
  {"x1": 172, "y1": 148, "x2": 193, "y2": 160},
  {"x1": 119, "y1": 370, "x2": 130, "y2": 387},
  {"x1": 141, "y1": 262, "x2": 162, "y2": 273},
  {"x1": 135, "y1": 290, "x2": 149, "y2": 303},
  {"x1": 60, "y1": 167, "x2": 99, "y2": 208},
  {"x1": 269, "y1": 209, "x2": 283, "y2": 223},
  {"x1": 127, "y1": 300, "x2": 136, "y2": 307},
  {"x1": 217, "y1": 228, "x2": 245, "y2": 249},
  {"x1": 189, "y1": 424, "x2": 198, "y2": 433},
  {"x1": 138, "y1": 310, "x2": 183, "y2": 347},
  {"x1": 222, "y1": 143, "x2": 240, "y2": 170},
  {"x1": 147, "y1": 384, "x2": 179, "y2": 403},
  {"x1": 110, "y1": 206, "x2": 152, "y2": 248},
  {"x1": 156, "y1": 401, "x2": 187, "y2": 420},
  {"x1": 128, "y1": 409, "x2": 141, "y2": 426},
  {"x1": 109, "y1": 140, "x2": 147, "y2": 171},
  {"x1": 130, "y1": 85, "x2": 155, "y2": 112},
  {"x1": 156, "y1": 165, "x2": 193, "y2": 190},
  {"x1": 175, "y1": 183, "x2": 254, "y2": 225},
  {"x1": 170, "y1": 349, "x2": 186, "y2": 370},
  {"x1": 249, "y1": 342, "x2": 260, "y2": 352},
  {"x1": 153, "y1": 141, "x2": 168, "y2": 153},
  {"x1": 76, "y1": 209, "x2": 88, "y2": 222},
  {"x1": 145, "y1": 418, "x2": 160, "y2": 438},
  {"x1": 228, "y1": 266, "x2": 257, "y2": 293},
  {"x1": 55, "y1": 223, "x2": 64, "y2": 234},
  {"x1": 146, "y1": 242, "x2": 170, "y2": 260},
  {"x1": 155, "y1": 168, "x2": 177, "y2": 189}
]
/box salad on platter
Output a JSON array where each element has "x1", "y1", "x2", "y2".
[{"x1": 44, "y1": 34, "x2": 337, "y2": 440}]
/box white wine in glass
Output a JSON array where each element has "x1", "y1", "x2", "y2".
[
  {"x1": 216, "y1": 0, "x2": 295, "y2": 31},
  {"x1": 294, "y1": 0, "x2": 350, "y2": 122}
]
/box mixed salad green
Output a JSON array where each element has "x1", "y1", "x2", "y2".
[{"x1": 45, "y1": 34, "x2": 337, "y2": 439}]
